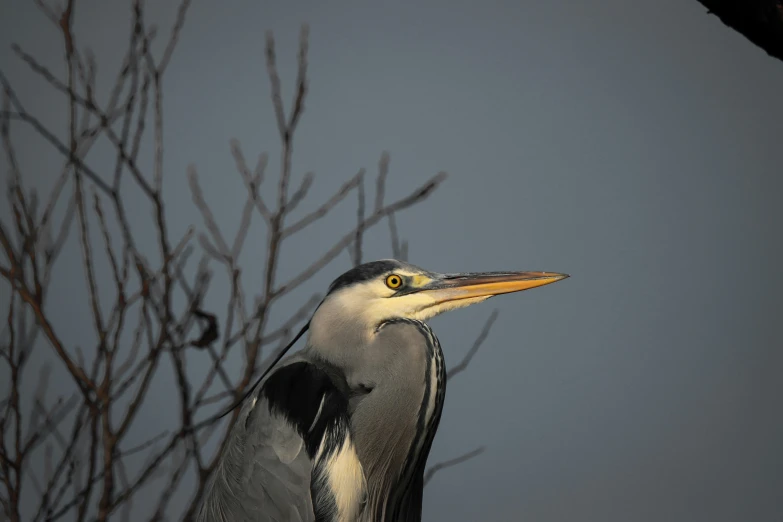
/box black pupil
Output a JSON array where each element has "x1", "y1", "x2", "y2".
[{"x1": 390, "y1": 277, "x2": 399, "y2": 286}]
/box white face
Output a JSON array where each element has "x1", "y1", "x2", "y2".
[
  {"x1": 308, "y1": 260, "x2": 568, "y2": 353},
  {"x1": 309, "y1": 268, "x2": 491, "y2": 346}
]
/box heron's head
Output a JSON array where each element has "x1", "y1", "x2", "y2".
[
  {"x1": 309, "y1": 259, "x2": 568, "y2": 347},
  {"x1": 302, "y1": 258, "x2": 568, "y2": 504}
]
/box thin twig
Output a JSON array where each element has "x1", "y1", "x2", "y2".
[
  {"x1": 423, "y1": 446, "x2": 486, "y2": 486},
  {"x1": 447, "y1": 310, "x2": 499, "y2": 380}
]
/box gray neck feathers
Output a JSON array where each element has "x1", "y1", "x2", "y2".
[{"x1": 306, "y1": 318, "x2": 446, "y2": 522}]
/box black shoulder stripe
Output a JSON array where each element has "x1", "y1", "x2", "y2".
[
  {"x1": 260, "y1": 361, "x2": 349, "y2": 459},
  {"x1": 261, "y1": 362, "x2": 355, "y2": 521}
]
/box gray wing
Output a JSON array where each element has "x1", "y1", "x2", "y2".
[
  {"x1": 195, "y1": 379, "x2": 313, "y2": 521},
  {"x1": 195, "y1": 358, "x2": 366, "y2": 522}
]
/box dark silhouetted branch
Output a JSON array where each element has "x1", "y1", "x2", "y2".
[
  {"x1": 447, "y1": 310, "x2": 499, "y2": 380},
  {"x1": 423, "y1": 447, "x2": 486, "y2": 486}
]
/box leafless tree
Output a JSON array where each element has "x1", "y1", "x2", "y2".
[{"x1": 0, "y1": 2, "x2": 495, "y2": 521}]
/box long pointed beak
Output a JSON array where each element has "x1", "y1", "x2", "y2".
[{"x1": 421, "y1": 270, "x2": 569, "y2": 304}]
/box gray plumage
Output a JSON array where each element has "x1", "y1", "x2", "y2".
[
  {"x1": 196, "y1": 353, "x2": 315, "y2": 522},
  {"x1": 195, "y1": 260, "x2": 567, "y2": 522}
]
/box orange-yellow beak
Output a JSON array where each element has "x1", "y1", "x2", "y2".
[{"x1": 417, "y1": 270, "x2": 569, "y2": 304}]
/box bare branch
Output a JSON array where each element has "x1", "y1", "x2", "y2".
[
  {"x1": 264, "y1": 30, "x2": 287, "y2": 140},
  {"x1": 287, "y1": 171, "x2": 314, "y2": 212},
  {"x1": 282, "y1": 169, "x2": 363, "y2": 238},
  {"x1": 188, "y1": 165, "x2": 231, "y2": 256},
  {"x1": 375, "y1": 151, "x2": 390, "y2": 212},
  {"x1": 275, "y1": 171, "x2": 448, "y2": 297},
  {"x1": 230, "y1": 139, "x2": 271, "y2": 221},
  {"x1": 287, "y1": 25, "x2": 309, "y2": 134},
  {"x1": 352, "y1": 172, "x2": 366, "y2": 266},
  {"x1": 423, "y1": 446, "x2": 486, "y2": 486},
  {"x1": 0, "y1": 15, "x2": 473, "y2": 522},
  {"x1": 0, "y1": 71, "x2": 113, "y2": 195},
  {"x1": 447, "y1": 309, "x2": 499, "y2": 380},
  {"x1": 157, "y1": 0, "x2": 192, "y2": 74}
]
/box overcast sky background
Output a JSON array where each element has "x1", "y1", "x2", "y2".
[{"x1": 2, "y1": 1, "x2": 782, "y2": 521}]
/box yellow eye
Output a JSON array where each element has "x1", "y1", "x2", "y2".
[{"x1": 385, "y1": 274, "x2": 403, "y2": 289}]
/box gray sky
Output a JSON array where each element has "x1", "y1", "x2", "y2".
[{"x1": 2, "y1": 0, "x2": 782, "y2": 521}]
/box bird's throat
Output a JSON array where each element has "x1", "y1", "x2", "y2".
[{"x1": 352, "y1": 319, "x2": 447, "y2": 522}]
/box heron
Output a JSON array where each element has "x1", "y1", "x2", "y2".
[{"x1": 195, "y1": 259, "x2": 567, "y2": 522}]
